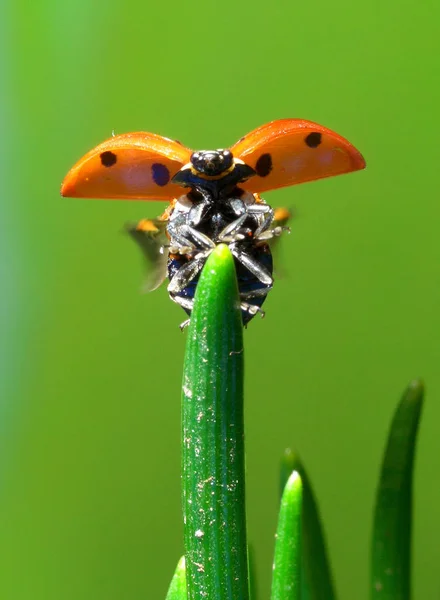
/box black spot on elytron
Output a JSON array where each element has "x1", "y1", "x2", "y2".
[
  {"x1": 238, "y1": 136, "x2": 245, "y2": 143},
  {"x1": 152, "y1": 163, "x2": 170, "y2": 186},
  {"x1": 305, "y1": 132, "x2": 322, "y2": 148},
  {"x1": 175, "y1": 139, "x2": 182, "y2": 145},
  {"x1": 255, "y1": 153, "x2": 273, "y2": 177},
  {"x1": 100, "y1": 151, "x2": 117, "y2": 167}
]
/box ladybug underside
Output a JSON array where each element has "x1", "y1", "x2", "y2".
[
  {"x1": 165, "y1": 189, "x2": 281, "y2": 327},
  {"x1": 129, "y1": 149, "x2": 290, "y2": 328}
]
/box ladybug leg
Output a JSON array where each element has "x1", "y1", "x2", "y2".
[
  {"x1": 217, "y1": 214, "x2": 247, "y2": 242},
  {"x1": 255, "y1": 206, "x2": 292, "y2": 241},
  {"x1": 179, "y1": 319, "x2": 191, "y2": 331},
  {"x1": 184, "y1": 228, "x2": 215, "y2": 251},
  {"x1": 239, "y1": 301, "x2": 265, "y2": 319},
  {"x1": 245, "y1": 202, "x2": 290, "y2": 240},
  {"x1": 171, "y1": 295, "x2": 194, "y2": 312},
  {"x1": 240, "y1": 287, "x2": 272, "y2": 299},
  {"x1": 246, "y1": 203, "x2": 275, "y2": 237},
  {"x1": 229, "y1": 244, "x2": 273, "y2": 286},
  {"x1": 240, "y1": 288, "x2": 272, "y2": 316},
  {"x1": 223, "y1": 196, "x2": 287, "y2": 243},
  {"x1": 239, "y1": 287, "x2": 273, "y2": 320},
  {"x1": 255, "y1": 225, "x2": 290, "y2": 241},
  {"x1": 167, "y1": 200, "x2": 215, "y2": 254},
  {"x1": 169, "y1": 296, "x2": 194, "y2": 331},
  {"x1": 167, "y1": 250, "x2": 211, "y2": 295},
  {"x1": 168, "y1": 227, "x2": 214, "y2": 255},
  {"x1": 167, "y1": 212, "x2": 198, "y2": 251}
]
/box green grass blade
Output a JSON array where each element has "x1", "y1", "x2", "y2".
[
  {"x1": 371, "y1": 379, "x2": 424, "y2": 599},
  {"x1": 280, "y1": 449, "x2": 336, "y2": 600},
  {"x1": 181, "y1": 244, "x2": 249, "y2": 600},
  {"x1": 271, "y1": 471, "x2": 303, "y2": 600},
  {"x1": 165, "y1": 556, "x2": 187, "y2": 600}
]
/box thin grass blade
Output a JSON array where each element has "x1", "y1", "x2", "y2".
[
  {"x1": 371, "y1": 379, "x2": 424, "y2": 599},
  {"x1": 271, "y1": 471, "x2": 302, "y2": 600},
  {"x1": 165, "y1": 556, "x2": 187, "y2": 600},
  {"x1": 181, "y1": 244, "x2": 249, "y2": 600},
  {"x1": 280, "y1": 448, "x2": 336, "y2": 600}
]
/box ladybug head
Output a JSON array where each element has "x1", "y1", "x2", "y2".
[
  {"x1": 171, "y1": 148, "x2": 255, "y2": 192},
  {"x1": 190, "y1": 149, "x2": 234, "y2": 176}
]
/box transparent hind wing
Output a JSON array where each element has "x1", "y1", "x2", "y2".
[
  {"x1": 272, "y1": 206, "x2": 293, "y2": 230},
  {"x1": 268, "y1": 206, "x2": 293, "y2": 279},
  {"x1": 126, "y1": 218, "x2": 169, "y2": 292}
]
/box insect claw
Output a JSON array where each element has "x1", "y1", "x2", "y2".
[{"x1": 180, "y1": 319, "x2": 191, "y2": 331}]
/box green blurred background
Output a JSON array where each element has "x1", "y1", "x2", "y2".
[{"x1": 1, "y1": 0, "x2": 439, "y2": 598}]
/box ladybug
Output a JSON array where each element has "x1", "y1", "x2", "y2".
[{"x1": 61, "y1": 119, "x2": 365, "y2": 327}]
